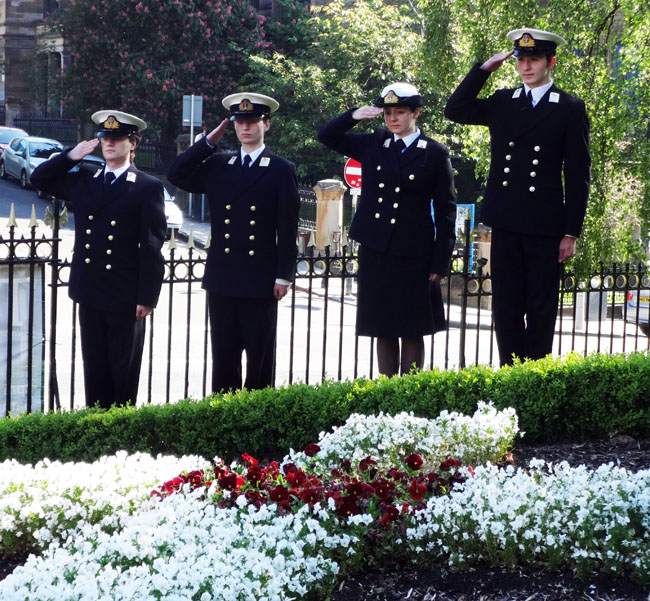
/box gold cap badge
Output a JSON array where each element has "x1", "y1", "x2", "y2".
[
  {"x1": 239, "y1": 99, "x2": 253, "y2": 112},
  {"x1": 519, "y1": 33, "x2": 535, "y2": 47},
  {"x1": 383, "y1": 91, "x2": 399, "y2": 104},
  {"x1": 104, "y1": 116, "x2": 120, "y2": 130}
]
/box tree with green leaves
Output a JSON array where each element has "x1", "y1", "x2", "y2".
[
  {"x1": 45, "y1": 0, "x2": 309, "y2": 144},
  {"x1": 244, "y1": 0, "x2": 435, "y2": 181}
]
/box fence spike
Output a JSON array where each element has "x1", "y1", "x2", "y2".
[
  {"x1": 187, "y1": 228, "x2": 195, "y2": 249},
  {"x1": 44, "y1": 206, "x2": 54, "y2": 227},
  {"x1": 168, "y1": 228, "x2": 177, "y2": 250},
  {"x1": 7, "y1": 203, "x2": 18, "y2": 228},
  {"x1": 324, "y1": 230, "x2": 332, "y2": 248},
  {"x1": 59, "y1": 206, "x2": 69, "y2": 228},
  {"x1": 340, "y1": 228, "x2": 349, "y2": 248},
  {"x1": 308, "y1": 229, "x2": 316, "y2": 248},
  {"x1": 204, "y1": 229, "x2": 211, "y2": 249},
  {"x1": 29, "y1": 205, "x2": 38, "y2": 228}
]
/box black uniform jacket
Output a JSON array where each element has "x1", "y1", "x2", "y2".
[
  {"x1": 444, "y1": 64, "x2": 591, "y2": 238},
  {"x1": 318, "y1": 110, "x2": 457, "y2": 275},
  {"x1": 167, "y1": 139, "x2": 299, "y2": 298},
  {"x1": 31, "y1": 151, "x2": 166, "y2": 313}
]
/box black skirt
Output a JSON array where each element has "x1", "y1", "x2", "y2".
[{"x1": 356, "y1": 245, "x2": 446, "y2": 338}]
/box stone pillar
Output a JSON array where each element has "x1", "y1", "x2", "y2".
[{"x1": 314, "y1": 179, "x2": 346, "y2": 250}]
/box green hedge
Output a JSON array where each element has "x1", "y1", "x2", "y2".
[{"x1": 1, "y1": 352, "x2": 648, "y2": 464}]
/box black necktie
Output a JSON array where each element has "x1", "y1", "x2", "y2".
[
  {"x1": 526, "y1": 90, "x2": 534, "y2": 109},
  {"x1": 393, "y1": 139, "x2": 406, "y2": 153},
  {"x1": 104, "y1": 171, "x2": 115, "y2": 186},
  {"x1": 242, "y1": 154, "x2": 251, "y2": 168}
]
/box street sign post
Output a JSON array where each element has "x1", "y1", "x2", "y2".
[{"x1": 182, "y1": 95, "x2": 203, "y2": 218}]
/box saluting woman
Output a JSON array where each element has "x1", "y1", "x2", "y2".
[{"x1": 318, "y1": 83, "x2": 457, "y2": 376}]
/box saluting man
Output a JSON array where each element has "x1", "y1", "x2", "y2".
[
  {"x1": 31, "y1": 110, "x2": 167, "y2": 408},
  {"x1": 318, "y1": 83, "x2": 457, "y2": 377},
  {"x1": 167, "y1": 92, "x2": 299, "y2": 393},
  {"x1": 444, "y1": 29, "x2": 591, "y2": 366}
]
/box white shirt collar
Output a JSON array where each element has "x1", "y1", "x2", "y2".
[
  {"x1": 523, "y1": 80, "x2": 554, "y2": 107},
  {"x1": 104, "y1": 164, "x2": 130, "y2": 181},
  {"x1": 240, "y1": 145, "x2": 265, "y2": 165},
  {"x1": 393, "y1": 128, "x2": 421, "y2": 150}
]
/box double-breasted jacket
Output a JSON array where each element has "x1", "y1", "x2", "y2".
[
  {"x1": 444, "y1": 64, "x2": 591, "y2": 238},
  {"x1": 167, "y1": 139, "x2": 299, "y2": 298},
  {"x1": 318, "y1": 109, "x2": 457, "y2": 275},
  {"x1": 30, "y1": 152, "x2": 166, "y2": 314}
]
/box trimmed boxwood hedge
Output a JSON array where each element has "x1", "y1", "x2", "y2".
[{"x1": 1, "y1": 351, "x2": 648, "y2": 464}]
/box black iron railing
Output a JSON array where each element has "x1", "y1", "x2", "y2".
[{"x1": 1, "y1": 212, "x2": 649, "y2": 415}]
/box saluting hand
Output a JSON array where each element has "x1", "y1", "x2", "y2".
[
  {"x1": 206, "y1": 119, "x2": 229, "y2": 146},
  {"x1": 68, "y1": 138, "x2": 100, "y2": 161},
  {"x1": 481, "y1": 49, "x2": 515, "y2": 72},
  {"x1": 351, "y1": 106, "x2": 384, "y2": 120}
]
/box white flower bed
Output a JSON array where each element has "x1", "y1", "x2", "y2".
[
  {"x1": 405, "y1": 460, "x2": 650, "y2": 579},
  {"x1": 3, "y1": 491, "x2": 351, "y2": 601},
  {"x1": 285, "y1": 401, "x2": 519, "y2": 471},
  {"x1": 0, "y1": 451, "x2": 210, "y2": 553},
  {"x1": 0, "y1": 404, "x2": 648, "y2": 600}
]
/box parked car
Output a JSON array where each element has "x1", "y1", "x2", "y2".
[
  {"x1": 0, "y1": 126, "x2": 28, "y2": 157},
  {"x1": 164, "y1": 187, "x2": 184, "y2": 238},
  {"x1": 0, "y1": 136, "x2": 64, "y2": 189},
  {"x1": 626, "y1": 289, "x2": 649, "y2": 336}
]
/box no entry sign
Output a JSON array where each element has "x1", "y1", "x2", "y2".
[{"x1": 343, "y1": 158, "x2": 362, "y2": 189}]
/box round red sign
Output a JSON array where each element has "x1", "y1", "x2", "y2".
[{"x1": 343, "y1": 158, "x2": 362, "y2": 189}]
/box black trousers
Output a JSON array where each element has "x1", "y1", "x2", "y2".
[
  {"x1": 490, "y1": 228, "x2": 562, "y2": 366},
  {"x1": 207, "y1": 293, "x2": 278, "y2": 393},
  {"x1": 78, "y1": 304, "x2": 146, "y2": 409}
]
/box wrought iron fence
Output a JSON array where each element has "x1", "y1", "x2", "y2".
[
  {"x1": 1, "y1": 210, "x2": 649, "y2": 416},
  {"x1": 13, "y1": 117, "x2": 78, "y2": 147}
]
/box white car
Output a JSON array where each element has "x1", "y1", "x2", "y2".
[
  {"x1": 164, "y1": 187, "x2": 184, "y2": 238},
  {"x1": 626, "y1": 289, "x2": 649, "y2": 336},
  {"x1": 0, "y1": 136, "x2": 64, "y2": 189}
]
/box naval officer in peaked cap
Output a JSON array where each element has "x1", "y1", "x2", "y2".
[
  {"x1": 31, "y1": 110, "x2": 167, "y2": 408},
  {"x1": 167, "y1": 92, "x2": 299, "y2": 393},
  {"x1": 445, "y1": 28, "x2": 591, "y2": 366},
  {"x1": 318, "y1": 82, "x2": 457, "y2": 377}
]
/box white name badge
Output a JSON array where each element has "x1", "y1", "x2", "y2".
[
  {"x1": 549, "y1": 92, "x2": 560, "y2": 103},
  {"x1": 126, "y1": 172, "x2": 137, "y2": 183},
  {"x1": 383, "y1": 139, "x2": 391, "y2": 148},
  {"x1": 512, "y1": 88, "x2": 523, "y2": 99},
  {"x1": 259, "y1": 157, "x2": 270, "y2": 167},
  {"x1": 417, "y1": 139, "x2": 428, "y2": 149},
  {"x1": 228, "y1": 156, "x2": 237, "y2": 165}
]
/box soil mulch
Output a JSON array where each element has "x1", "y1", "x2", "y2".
[{"x1": 2, "y1": 438, "x2": 649, "y2": 600}]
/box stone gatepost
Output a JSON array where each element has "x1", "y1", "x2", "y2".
[{"x1": 314, "y1": 179, "x2": 346, "y2": 251}]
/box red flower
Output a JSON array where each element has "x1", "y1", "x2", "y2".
[
  {"x1": 439, "y1": 458, "x2": 462, "y2": 472},
  {"x1": 370, "y1": 478, "x2": 394, "y2": 500},
  {"x1": 358, "y1": 456, "x2": 377, "y2": 471},
  {"x1": 241, "y1": 453, "x2": 259, "y2": 467},
  {"x1": 269, "y1": 484, "x2": 290, "y2": 503},
  {"x1": 408, "y1": 478, "x2": 427, "y2": 502},
  {"x1": 345, "y1": 480, "x2": 373, "y2": 499},
  {"x1": 379, "y1": 505, "x2": 400, "y2": 526},
  {"x1": 304, "y1": 443, "x2": 320, "y2": 457},
  {"x1": 404, "y1": 453, "x2": 424, "y2": 471},
  {"x1": 285, "y1": 469, "x2": 307, "y2": 487},
  {"x1": 218, "y1": 473, "x2": 241, "y2": 491},
  {"x1": 334, "y1": 495, "x2": 360, "y2": 518}
]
